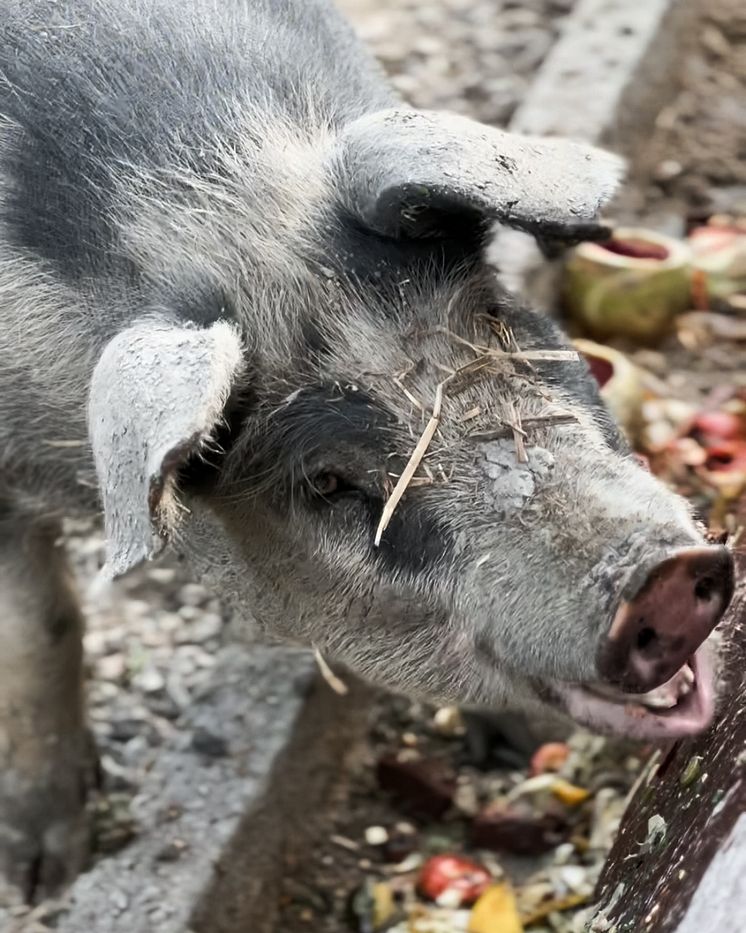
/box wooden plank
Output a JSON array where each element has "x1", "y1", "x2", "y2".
[{"x1": 591, "y1": 501, "x2": 746, "y2": 933}]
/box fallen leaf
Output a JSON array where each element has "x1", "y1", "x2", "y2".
[
  {"x1": 468, "y1": 884, "x2": 524, "y2": 933},
  {"x1": 552, "y1": 779, "x2": 592, "y2": 807}
]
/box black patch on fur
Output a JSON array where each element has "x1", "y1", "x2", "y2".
[
  {"x1": 216, "y1": 383, "x2": 450, "y2": 576},
  {"x1": 300, "y1": 319, "x2": 332, "y2": 362},
  {"x1": 319, "y1": 208, "x2": 485, "y2": 298},
  {"x1": 249, "y1": 384, "x2": 396, "y2": 491},
  {"x1": 178, "y1": 381, "x2": 257, "y2": 493},
  {"x1": 375, "y1": 502, "x2": 452, "y2": 577},
  {"x1": 166, "y1": 281, "x2": 239, "y2": 328}
]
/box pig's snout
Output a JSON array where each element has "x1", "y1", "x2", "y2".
[{"x1": 599, "y1": 546, "x2": 735, "y2": 693}]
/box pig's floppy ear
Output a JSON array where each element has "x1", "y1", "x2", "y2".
[
  {"x1": 336, "y1": 108, "x2": 624, "y2": 244},
  {"x1": 88, "y1": 321, "x2": 244, "y2": 578}
]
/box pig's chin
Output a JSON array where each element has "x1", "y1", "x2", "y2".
[{"x1": 550, "y1": 646, "x2": 716, "y2": 741}]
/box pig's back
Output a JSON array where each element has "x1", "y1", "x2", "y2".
[{"x1": 0, "y1": 0, "x2": 394, "y2": 283}]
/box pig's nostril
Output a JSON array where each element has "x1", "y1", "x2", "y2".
[
  {"x1": 694, "y1": 577, "x2": 715, "y2": 601},
  {"x1": 636, "y1": 626, "x2": 656, "y2": 652}
]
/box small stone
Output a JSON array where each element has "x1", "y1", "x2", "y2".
[
  {"x1": 110, "y1": 891, "x2": 129, "y2": 913},
  {"x1": 155, "y1": 838, "x2": 189, "y2": 862},
  {"x1": 364, "y1": 825, "x2": 389, "y2": 846},
  {"x1": 432, "y1": 706, "x2": 465, "y2": 737},
  {"x1": 157, "y1": 612, "x2": 183, "y2": 634},
  {"x1": 98, "y1": 653, "x2": 126, "y2": 681},
  {"x1": 109, "y1": 717, "x2": 148, "y2": 743},
  {"x1": 191, "y1": 727, "x2": 229, "y2": 758},
  {"x1": 654, "y1": 159, "x2": 683, "y2": 182},
  {"x1": 135, "y1": 667, "x2": 165, "y2": 694},
  {"x1": 179, "y1": 583, "x2": 209, "y2": 606},
  {"x1": 178, "y1": 605, "x2": 201, "y2": 622},
  {"x1": 701, "y1": 25, "x2": 730, "y2": 58},
  {"x1": 124, "y1": 599, "x2": 152, "y2": 619},
  {"x1": 189, "y1": 613, "x2": 223, "y2": 643}
]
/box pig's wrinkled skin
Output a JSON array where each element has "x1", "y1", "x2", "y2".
[{"x1": 0, "y1": 0, "x2": 731, "y2": 898}]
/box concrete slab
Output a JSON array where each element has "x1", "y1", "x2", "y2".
[
  {"x1": 494, "y1": 0, "x2": 696, "y2": 304},
  {"x1": 52, "y1": 648, "x2": 367, "y2": 933}
]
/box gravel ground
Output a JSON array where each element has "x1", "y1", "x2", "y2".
[
  {"x1": 336, "y1": 0, "x2": 576, "y2": 127},
  {"x1": 75, "y1": 531, "x2": 229, "y2": 860},
  {"x1": 7, "y1": 0, "x2": 745, "y2": 930}
]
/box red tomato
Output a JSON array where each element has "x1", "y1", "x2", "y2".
[{"x1": 417, "y1": 854, "x2": 492, "y2": 906}]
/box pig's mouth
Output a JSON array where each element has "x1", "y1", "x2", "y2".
[{"x1": 552, "y1": 646, "x2": 715, "y2": 740}]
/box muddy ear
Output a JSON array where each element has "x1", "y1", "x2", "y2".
[
  {"x1": 88, "y1": 321, "x2": 244, "y2": 578},
  {"x1": 336, "y1": 108, "x2": 624, "y2": 244}
]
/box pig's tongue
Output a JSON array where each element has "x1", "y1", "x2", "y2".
[{"x1": 557, "y1": 647, "x2": 715, "y2": 740}]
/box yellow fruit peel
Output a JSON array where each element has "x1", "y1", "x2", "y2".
[{"x1": 468, "y1": 884, "x2": 524, "y2": 933}]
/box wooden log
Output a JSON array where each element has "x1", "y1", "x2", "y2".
[{"x1": 590, "y1": 502, "x2": 746, "y2": 933}]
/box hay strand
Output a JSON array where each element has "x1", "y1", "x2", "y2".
[
  {"x1": 375, "y1": 377, "x2": 449, "y2": 546},
  {"x1": 313, "y1": 645, "x2": 349, "y2": 696}
]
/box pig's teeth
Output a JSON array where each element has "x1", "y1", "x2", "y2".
[
  {"x1": 640, "y1": 692, "x2": 678, "y2": 710},
  {"x1": 589, "y1": 662, "x2": 697, "y2": 710}
]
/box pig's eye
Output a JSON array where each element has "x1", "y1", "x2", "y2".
[
  {"x1": 308, "y1": 471, "x2": 359, "y2": 501},
  {"x1": 312, "y1": 472, "x2": 340, "y2": 496}
]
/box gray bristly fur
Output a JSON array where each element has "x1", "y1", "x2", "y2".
[{"x1": 0, "y1": 0, "x2": 707, "y2": 722}]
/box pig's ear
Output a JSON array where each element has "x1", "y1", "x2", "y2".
[
  {"x1": 335, "y1": 109, "x2": 624, "y2": 245},
  {"x1": 88, "y1": 320, "x2": 245, "y2": 578}
]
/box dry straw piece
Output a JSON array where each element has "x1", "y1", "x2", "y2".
[
  {"x1": 374, "y1": 334, "x2": 581, "y2": 546},
  {"x1": 374, "y1": 375, "x2": 449, "y2": 546},
  {"x1": 313, "y1": 645, "x2": 349, "y2": 696}
]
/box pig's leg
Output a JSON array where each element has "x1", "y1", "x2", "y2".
[{"x1": 0, "y1": 510, "x2": 93, "y2": 902}]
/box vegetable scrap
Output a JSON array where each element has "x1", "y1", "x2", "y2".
[{"x1": 417, "y1": 855, "x2": 492, "y2": 907}]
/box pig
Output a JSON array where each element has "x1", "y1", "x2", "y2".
[{"x1": 0, "y1": 0, "x2": 735, "y2": 900}]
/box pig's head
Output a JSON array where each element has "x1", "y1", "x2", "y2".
[{"x1": 89, "y1": 109, "x2": 734, "y2": 740}]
